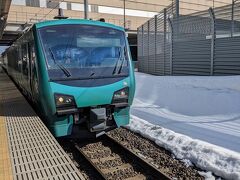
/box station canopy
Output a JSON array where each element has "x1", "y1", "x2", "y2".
[{"x1": 0, "y1": 0, "x2": 20, "y2": 46}]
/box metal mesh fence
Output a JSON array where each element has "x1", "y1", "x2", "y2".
[
  {"x1": 138, "y1": 0, "x2": 240, "y2": 75},
  {"x1": 137, "y1": 2, "x2": 176, "y2": 75},
  {"x1": 155, "y1": 13, "x2": 165, "y2": 75},
  {"x1": 170, "y1": 10, "x2": 212, "y2": 75},
  {"x1": 214, "y1": 1, "x2": 240, "y2": 75}
]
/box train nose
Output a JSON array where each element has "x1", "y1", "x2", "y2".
[{"x1": 89, "y1": 108, "x2": 107, "y2": 132}]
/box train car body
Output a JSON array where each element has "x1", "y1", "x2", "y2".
[{"x1": 3, "y1": 19, "x2": 135, "y2": 137}]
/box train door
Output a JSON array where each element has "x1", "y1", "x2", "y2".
[
  {"x1": 22, "y1": 42, "x2": 29, "y2": 92},
  {"x1": 17, "y1": 44, "x2": 22, "y2": 84},
  {"x1": 28, "y1": 42, "x2": 32, "y2": 95},
  {"x1": 29, "y1": 40, "x2": 38, "y2": 103}
]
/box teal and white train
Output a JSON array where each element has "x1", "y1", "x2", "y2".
[{"x1": 2, "y1": 19, "x2": 135, "y2": 137}]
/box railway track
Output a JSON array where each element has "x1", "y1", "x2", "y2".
[{"x1": 75, "y1": 134, "x2": 171, "y2": 180}]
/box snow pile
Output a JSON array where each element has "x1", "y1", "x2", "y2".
[
  {"x1": 131, "y1": 72, "x2": 240, "y2": 152},
  {"x1": 130, "y1": 72, "x2": 240, "y2": 178},
  {"x1": 198, "y1": 171, "x2": 216, "y2": 180},
  {"x1": 133, "y1": 73, "x2": 240, "y2": 116},
  {"x1": 127, "y1": 115, "x2": 240, "y2": 180}
]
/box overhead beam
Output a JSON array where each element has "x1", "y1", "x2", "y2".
[
  {"x1": 84, "y1": 0, "x2": 89, "y2": 19},
  {"x1": 0, "y1": 30, "x2": 20, "y2": 46},
  {"x1": 0, "y1": 0, "x2": 12, "y2": 39}
]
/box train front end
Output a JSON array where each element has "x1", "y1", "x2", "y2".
[{"x1": 35, "y1": 20, "x2": 135, "y2": 137}]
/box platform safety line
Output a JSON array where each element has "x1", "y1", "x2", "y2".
[{"x1": 0, "y1": 104, "x2": 13, "y2": 180}]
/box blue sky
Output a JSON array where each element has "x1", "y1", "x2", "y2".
[{"x1": 0, "y1": 46, "x2": 8, "y2": 54}]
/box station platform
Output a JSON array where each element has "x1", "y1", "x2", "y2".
[{"x1": 0, "y1": 71, "x2": 84, "y2": 180}]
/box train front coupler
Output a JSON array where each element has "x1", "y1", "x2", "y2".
[{"x1": 88, "y1": 108, "x2": 108, "y2": 132}]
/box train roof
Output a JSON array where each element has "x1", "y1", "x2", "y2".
[{"x1": 34, "y1": 19, "x2": 125, "y2": 32}]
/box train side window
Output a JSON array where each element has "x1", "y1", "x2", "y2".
[
  {"x1": 16, "y1": 47, "x2": 21, "y2": 72},
  {"x1": 29, "y1": 40, "x2": 38, "y2": 80},
  {"x1": 16, "y1": 43, "x2": 21, "y2": 72},
  {"x1": 0, "y1": 56, "x2": 3, "y2": 65},
  {"x1": 29, "y1": 42, "x2": 36, "y2": 67},
  {"x1": 3, "y1": 54, "x2": 7, "y2": 66},
  {"x1": 7, "y1": 50, "x2": 13, "y2": 68},
  {"x1": 22, "y1": 43, "x2": 29, "y2": 76},
  {"x1": 31, "y1": 43, "x2": 36, "y2": 61}
]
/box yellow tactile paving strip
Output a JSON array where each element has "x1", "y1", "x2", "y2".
[
  {"x1": 0, "y1": 106, "x2": 13, "y2": 180},
  {"x1": 0, "y1": 71, "x2": 85, "y2": 180}
]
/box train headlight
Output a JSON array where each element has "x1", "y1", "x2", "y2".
[
  {"x1": 112, "y1": 87, "x2": 129, "y2": 104},
  {"x1": 54, "y1": 93, "x2": 76, "y2": 108}
]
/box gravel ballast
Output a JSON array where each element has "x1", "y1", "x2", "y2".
[{"x1": 107, "y1": 128, "x2": 204, "y2": 179}]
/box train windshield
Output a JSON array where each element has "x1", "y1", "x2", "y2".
[{"x1": 38, "y1": 24, "x2": 129, "y2": 80}]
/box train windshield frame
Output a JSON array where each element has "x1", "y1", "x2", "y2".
[{"x1": 38, "y1": 24, "x2": 130, "y2": 81}]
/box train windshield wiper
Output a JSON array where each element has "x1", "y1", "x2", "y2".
[
  {"x1": 117, "y1": 47, "x2": 127, "y2": 74},
  {"x1": 48, "y1": 47, "x2": 71, "y2": 77},
  {"x1": 112, "y1": 47, "x2": 124, "y2": 75}
]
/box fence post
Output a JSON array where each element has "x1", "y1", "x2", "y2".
[
  {"x1": 163, "y1": 8, "x2": 167, "y2": 75},
  {"x1": 175, "y1": 0, "x2": 179, "y2": 18},
  {"x1": 142, "y1": 26, "x2": 144, "y2": 62},
  {"x1": 154, "y1": 15, "x2": 157, "y2": 75},
  {"x1": 139, "y1": 26, "x2": 143, "y2": 72},
  {"x1": 231, "y1": 0, "x2": 235, "y2": 37},
  {"x1": 209, "y1": 8, "x2": 216, "y2": 76},
  {"x1": 175, "y1": 0, "x2": 180, "y2": 35},
  {"x1": 167, "y1": 18, "x2": 173, "y2": 75},
  {"x1": 137, "y1": 27, "x2": 140, "y2": 71},
  {"x1": 147, "y1": 21, "x2": 150, "y2": 74}
]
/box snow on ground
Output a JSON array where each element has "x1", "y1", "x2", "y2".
[
  {"x1": 127, "y1": 116, "x2": 240, "y2": 180},
  {"x1": 129, "y1": 72, "x2": 240, "y2": 179}
]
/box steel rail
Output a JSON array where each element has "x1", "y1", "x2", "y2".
[
  {"x1": 75, "y1": 134, "x2": 171, "y2": 180},
  {"x1": 75, "y1": 144, "x2": 107, "y2": 179}
]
